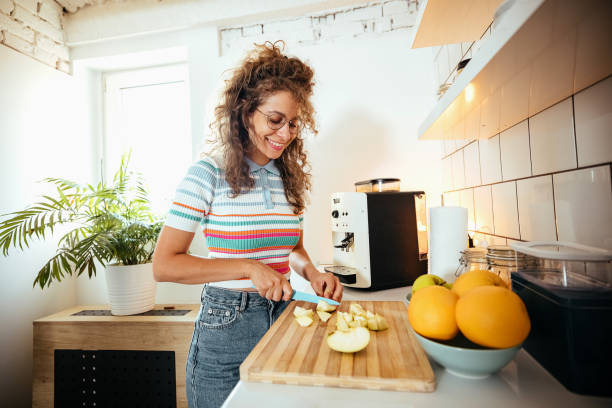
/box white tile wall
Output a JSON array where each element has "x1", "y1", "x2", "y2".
[
  {"x1": 442, "y1": 156, "x2": 453, "y2": 192},
  {"x1": 451, "y1": 150, "x2": 465, "y2": 190},
  {"x1": 443, "y1": 191, "x2": 460, "y2": 207},
  {"x1": 491, "y1": 181, "x2": 520, "y2": 239},
  {"x1": 516, "y1": 175, "x2": 557, "y2": 241},
  {"x1": 479, "y1": 135, "x2": 502, "y2": 184},
  {"x1": 463, "y1": 141, "x2": 481, "y2": 188},
  {"x1": 459, "y1": 188, "x2": 475, "y2": 231},
  {"x1": 474, "y1": 185, "x2": 494, "y2": 234},
  {"x1": 553, "y1": 165, "x2": 612, "y2": 249},
  {"x1": 500, "y1": 120, "x2": 531, "y2": 180},
  {"x1": 441, "y1": 76, "x2": 611, "y2": 252},
  {"x1": 464, "y1": 105, "x2": 480, "y2": 141},
  {"x1": 574, "y1": 76, "x2": 612, "y2": 166},
  {"x1": 529, "y1": 97, "x2": 577, "y2": 175}
]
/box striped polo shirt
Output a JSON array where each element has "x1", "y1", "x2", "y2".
[{"x1": 164, "y1": 153, "x2": 303, "y2": 288}]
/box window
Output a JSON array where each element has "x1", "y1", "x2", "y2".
[{"x1": 103, "y1": 64, "x2": 192, "y2": 216}]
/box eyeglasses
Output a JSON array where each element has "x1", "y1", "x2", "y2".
[{"x1": 256, "y1": 108, "x2": 301, "y2": 134}]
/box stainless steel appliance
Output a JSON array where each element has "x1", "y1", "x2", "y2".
[{"x1": 324, "y1": 191, "x2": 428, "y2": 290}]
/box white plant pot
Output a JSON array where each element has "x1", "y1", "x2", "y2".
[{"x1": 105, "y1": 263, "x2": 157, "y2": 316}]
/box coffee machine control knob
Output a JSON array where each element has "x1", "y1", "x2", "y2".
[{"x1": 331, "y1": 210, "x2": 339, "y2": 218}]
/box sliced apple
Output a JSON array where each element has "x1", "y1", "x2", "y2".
[
  {"x1": 349, "y1": 303, "x2": 366, "y2": 317},
  {"x1": 327, "y1": 327, "x2": 371, "y2": 353},
  {"x1": 295, "y1": 315, "x2": 314, "y2": 327},
  {"x1": 366, "y1": 313, "x2": 389, "y2": 331},
  {"x1": 293, "y1": 306, "x2": 314, "y2": 318},
  {"x1": 336, "y1": 312, "x2": 350, "y2": 332},
  {"x1": 317, "y1": 310, "x2": 332, "y2": 323},
  {"x1": 375, "y1": 313, "x2": 389, "y2": 331},
  {"x1": 367, "y1": 317, "x2": 379, "y2": 331},
  {"x1": 317, "y1": 300, "x2": 337, "y2": 312},
  {"x1": 341, "y1": 311, "x2": 353, "y2": 322}
]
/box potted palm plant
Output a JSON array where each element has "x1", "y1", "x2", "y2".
[{"x1": 0, "y1": 154, "x2": 163, "y2": 315}]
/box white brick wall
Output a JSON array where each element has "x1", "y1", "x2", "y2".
[
  {"x1": 15, "y1": 0, "x2": 37, "y2": 15},
  {"x1": 220, "y1": 0, "x2": 418, "y2": 55},
  {"x1": 0, "y1": 0, "x2": 14, "y2": 14},
  {"x1": 0, "y1": 0, "x2": 70, "y2": 74},
  {"x1": 39, "y1": 0, "x2": 61, "y2": 29}
]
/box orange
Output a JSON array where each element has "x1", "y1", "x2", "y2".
[
  {"x1": 456, "y1": 286, "x2": 530, "y2": 349},
  {"x1": 452, "y1": 269, "x2": 507, "y2": 297},
  {"x1": 408, "y1": 285, "x2": 459, "y2": 341}
]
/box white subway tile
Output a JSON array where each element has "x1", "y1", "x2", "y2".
[
  {"x1": 500, "y1": 120, "x2": 531, "y2": 180},
  {"x1": 459, "y1": 188, "x2": 475, "y2": 232},
  {"x1": 464, "y1": 105, "x2": 480, "y2": 141},
  {"x1": 451, "y1": 150, "x2": 465, "y2": 189},
  {"x1": 553, "y1": 166, "x2": 612, "y2": 250},
  {"x1": 474, "y1": 185, "x2": 494, "y2": 234},
  {"x1": 479, "y1": 135, "x2": 502, "y2": 184},
  {"x1": 443, "y1": 156, "x2": 453, "y2": 192},
  {"x1": 517, "y1": 175, "x2": 557, "y2": 241},
  {"x1": 492, "y1": 181, "x2": 520, "y2": 239},
  {"x1": 473, "y1": 233, "x2": 506, "y2": 248},
  {"x1": 443, "y1": 191, "x2": 460, "y2": 207},
  {"x1": 574, "y1": 76, "x2": 612, "y2": 166},
  {"x1": 463, "y1": 141, "x2": 481, "y2": 187},
  {"x1": 480, "y1": 89, "x2": 501, "y2": 139},
  {"x1": 529, "y1": 98, "x2": 577, "y2": 175}
]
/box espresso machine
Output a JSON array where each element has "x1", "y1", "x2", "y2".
[{"x1": 324, "y1": 191, "x2": 428, "y2": 290}]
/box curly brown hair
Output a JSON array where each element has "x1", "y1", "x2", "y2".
[{"x1": 210, "y1": 41, "x2": 316, "y2": 214}]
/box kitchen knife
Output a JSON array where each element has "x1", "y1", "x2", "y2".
[
  {"x1": 250, "y1": 285, "x2": 340, "y2": 306},
  {"x1": 291, "y1": 289, "x2": 340, "y2": 306}
]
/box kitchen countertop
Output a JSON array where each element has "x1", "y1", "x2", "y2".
[{"x1": 222, "y1": 282, "x2": 612, "y2": 408}]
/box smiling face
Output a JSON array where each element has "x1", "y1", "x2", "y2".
[{"x1": 247, "y1": 90, "x2": 299, "y2": 166}]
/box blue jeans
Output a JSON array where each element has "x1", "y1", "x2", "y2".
[{"x1": 186, "y1": 285, "x2": 289, "y2": 408}]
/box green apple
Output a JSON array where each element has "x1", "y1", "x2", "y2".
[{"x1": 412, "y1": 274, "x2": 447, "y2": 294}]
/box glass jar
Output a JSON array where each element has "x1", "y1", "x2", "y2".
[
  {"x1": 486, "y1": 245, "x2": 534, "y2": 289},
  {"x1": 456, "y1": 248, "x2": 488, "y2": 277}
]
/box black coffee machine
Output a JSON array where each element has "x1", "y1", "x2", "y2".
[{"x1": 324, "y1": 191, "x2": 428, "y2": 290}]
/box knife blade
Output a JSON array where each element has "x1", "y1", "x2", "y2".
[
  {"x1": 250, "y1": 285, "x2": 340, "y2": 306},
  {"x1": 291, "y1": 289, "x2": 340, "y2": 306}
]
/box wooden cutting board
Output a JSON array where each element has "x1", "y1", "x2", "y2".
[{"x1": 240, "y1": 300, "x2": 435, "y2": 392}]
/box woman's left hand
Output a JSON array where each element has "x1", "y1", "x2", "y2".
[{"x1": 310, "y1": 271, "x2": 343, "y2": 302}]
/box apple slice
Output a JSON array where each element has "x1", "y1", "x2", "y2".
[
  {"x1": 295, "y1": 315, "x2": 314, "y2": 327},
  {"x1": 349, "y1": 303, "x2": 366, "y2": 317},
  {"x1": 293, "y1": 306, "x2": 314, "y2": 318},
  {"x1": 375, "y1": 313, "x2": 388, "y2": 331},
  {"x1": 366, "y1": 313, "x2": 388, "y2": 331},
  {"x1": 336, "y1": 312, "x2": 350, "y2": 332},
  {"x1": 317, "y1": 300, "x2": 337, "y2": 312},
  {"x1": 317, "y1": 310, "x2": 332, "y2": 323},
  {"x1": 327, "y1": 327, "x2": 371, "y2": 353}
]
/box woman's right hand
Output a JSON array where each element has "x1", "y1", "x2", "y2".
[{"x1": 246, "y1": 260, "x2": 293, "y2": 302}]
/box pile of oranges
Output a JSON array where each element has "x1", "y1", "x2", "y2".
[{"x1": 408, "y1": 270, "x2": 530, "y2": 349}]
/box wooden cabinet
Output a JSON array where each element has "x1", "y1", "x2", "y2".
[{"x1": 32, "y1": 304, "x2": 200, "y2": 408}]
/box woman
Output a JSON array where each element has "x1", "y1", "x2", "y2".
[{"x1": 152, "y1": 41, "x2": 343, "y2": 408}]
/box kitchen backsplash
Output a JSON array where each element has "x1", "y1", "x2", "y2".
[{"x1": 440, "y1": 75, "x2": 612, "y2": 259}]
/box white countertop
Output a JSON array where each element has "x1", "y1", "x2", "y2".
[{"x1": 222, "y1": 278, "x2": 612, "y2": 407}]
